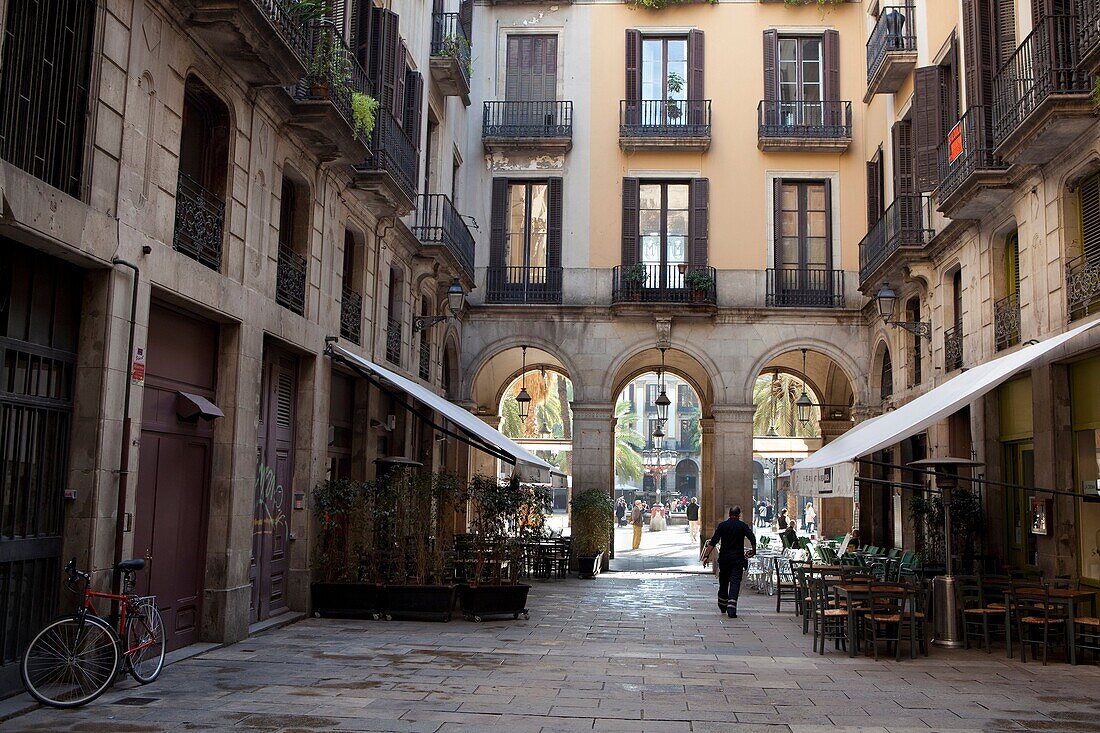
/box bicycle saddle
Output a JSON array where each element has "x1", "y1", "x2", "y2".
[{"x1": 115, "y1": 559, "x2": 145, "y2": 572}]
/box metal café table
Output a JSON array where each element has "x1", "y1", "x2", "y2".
[{"x1": 1003, "y1": 588, "x2": 1097, "y2": 665}]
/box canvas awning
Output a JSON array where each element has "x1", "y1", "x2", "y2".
[
  {"x1": 326, "y1": 343, "x2": 563, "y2": 485},
  {"x1": 791, "y1": 318, "x2": 1100, "y2": 497}
]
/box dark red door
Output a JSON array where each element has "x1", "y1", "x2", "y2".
[
  {"x1": 134, "y1": 304, "x2": 216, "y2": 652},
  {"x1": 251, "y1": 348, "x2": 296, "y2": 621}
]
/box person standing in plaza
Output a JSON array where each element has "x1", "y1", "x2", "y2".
[
  {"x1": 709, "y1": 506, "x2": 757, "y2": 618},
  {"x1": 631, "y1": 499, "x2": 644, "y2": 550},
  {"x1": 777, "y1": 508, "x2": 789, "y2": 530},
  {"x1": 686, "y1": 497, "x2": 700, "y2": 542},
  {"x1": 616, "y1": 498, "x2": 627, "y2": 527},
  {"x1": 804, "y1": 501, "x2": 817, "y2": 535}
]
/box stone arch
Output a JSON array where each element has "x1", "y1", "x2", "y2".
[
  {"x1": 466, "y1": 336, "x2": 584, "y2": 408},
  {"x1": 742, "y1": 337, "x2": 865, "y2": 408},
  {"x1": 871, "y1": 339, "x2": 893, "y2": 402},
  {"x1": 604, "y1": 342, "x2": 721, "y2": 414}
]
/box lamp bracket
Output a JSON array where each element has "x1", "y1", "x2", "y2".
[
  {"x1": 889, "y1": 319, "x2": 932, "y2": 340},
  {"x1": 413, "y1": 314, "x2": 450, "y2": 333}
]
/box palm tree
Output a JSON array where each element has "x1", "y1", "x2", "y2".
[
  {"x1": 752, "y1": 371, "x2": 820, "y2": 438},
  {"x1": 614, "y1": 399, "x2": 644, "y2": 483}
]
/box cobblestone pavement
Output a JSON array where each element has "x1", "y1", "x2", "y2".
[{"x1": 5, "y1": 573, "x2": 1100, "y2": 733}]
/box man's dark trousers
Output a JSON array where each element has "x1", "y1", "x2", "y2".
[{"x1": 717, "y1": 557, "x2": 746, "y2": 612}]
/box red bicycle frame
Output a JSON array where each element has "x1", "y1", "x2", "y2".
[{"x1": 80, "y1": 585, "x2": 157, "y2": 659}]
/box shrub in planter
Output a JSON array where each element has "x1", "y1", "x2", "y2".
[
  {"x1": 621, "y1": 263, "x2": 648, "y2": 300},
  {"x1": 311, "y1": 477, "x2": 384, "y2": 617},
  {"x1": 571, "y1": 489, "x2": 614, "y2": 578}
]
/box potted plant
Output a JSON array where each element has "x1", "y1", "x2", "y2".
[
  {"x1": 666, "y1": 71, "x2": 684, "y2": 121},
  {"x1": 287, "y1": 0, "x2": 333, "y2": 25},
  {"x1": 621, "y1": 263, "x2": 648, "y2": 301},
  {"x1": 684, "y1": 269, "x2": 714, "y2": 302},
  {"x1": 570, "y1": 489, "x2": 614, "y2": 578},
  {"x1": 677, "y1": 262, "x2": 688, "y2": 275},
  {"x1": 309, "y1": 28, "x2": 350, "y2": 100},
  {"x1": 351, "y1": 91, "x2": 379, "y2": 139},
  {"x1": 310, "y1": 477, "x2": 386, "y2": 618}
]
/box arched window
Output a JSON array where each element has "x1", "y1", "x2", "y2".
[
  {"x1": 880, "y1": 347, "x2": 893, "y2": 400},
  {"x1": 906, "y1": 296, "x2": 922, "y2": 386}
]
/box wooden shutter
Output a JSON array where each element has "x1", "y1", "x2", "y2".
[
  {"x1": 625, "y1": 29, "x2": 641, "y2": 125},
  {"x1": 354, "y1": 0, "x2": 373, "y2": 72},
  {"x1": 823, "y1": 29, "x2": 840, "y2": 101},
  {"x1": 459, "y1": 0, "x2": 473, "y2": 41},
  {"x1": 689, "y1": 30, "x2": 704, "y2": 100},
  {"x1": 993, "y1": 0, "x2": 1016, "y2": 69},
  {"x1": 962, "y1": 0, "x2": 995, "y2": 116},
  {"x1": 393, "y1": 41, "x2": 408, "y2": 122},
  {"x1": 763, "y1": 29, "x2": 778, "y2": 102},
  {"x1": 1005, "y1": 231, "x2": 1020, "y2": 296},
  {"x1": 622, "y1": 178, "x2": 640, "y2": 267},
  {"x1": 772, "y1": 179, "x2": 783, "y2": 269},
  {"x1": 689, "y1": 178, "x2": 709, "y2": 269},
  {"x1": 1080, "y1": 172, "x2": 1100, "y2": 263},
  {"x1": 547, "y1": 178, "x2": 563, "y2": 272},
  {"x1": 490, "y1": 178, "x2": 508, "y2": 268},
  {"x1": 506, "y1": 35, "x2": 557, "y2": 102},
  {"x1": 913, "y1": 66, "x2": 944, "y2": 192},
  {"x1": 370, "y1": 8, "x2": 400, "y2": 113},
  {"x1": 403, "y1": 68, "x2": 423, "y2": 147},
  {"x1": 329, "y1": 0, "x2": 348, "y2": 38},
  {"x1": 892, "y1": 120, "x2": 918, "y2": 235},
  {"x1": 867, "y1": 156, "x2": 883, "y2": 230}
]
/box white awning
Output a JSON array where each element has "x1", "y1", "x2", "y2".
[
  {"x1": 327, "y1": 343, "x2": 562, "y2": 485},
  {"x1": 791, "y1": 318, "x2": 1100, "y2": 497}
]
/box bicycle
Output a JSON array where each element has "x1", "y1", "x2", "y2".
[{"x1": 20, "y1": 558, "x2": 166, "y2": 708}]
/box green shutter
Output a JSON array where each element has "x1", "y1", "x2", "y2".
[
  {"x1": 1079, "y1": 172, "x2": 1100, "y2": 264},
  {"x1": 1005, "y1": 230, "x2": 1020, "y2": 297}
]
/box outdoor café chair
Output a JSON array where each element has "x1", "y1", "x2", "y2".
[
  {"x1": 775, "y1": 556, "x2": 800, "y2": 613},
  {"x1": 862, "y1": 584, "x2": 919, "y2": 661},
  {"x1": 1011, "y1": 582, "x2": 1068, "y2": 665},
  {"x1": 810, "y1": 576, "x2": 850, "y2": 654},
  {"x1": 1072, "y1": 615, "x2": 1100, "y2": 663},
  {"x1": 958, "y1": 575, "x2": 1002, "y2": 652}
]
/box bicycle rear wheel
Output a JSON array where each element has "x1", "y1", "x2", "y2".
[
  {"x1": 125, "y1": 599, "x2": 165, "y2": 683},
  {"x1": 21, "y1": 614, "x2": 119, "y2": 708}
]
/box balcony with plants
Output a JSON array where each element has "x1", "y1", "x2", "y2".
[
  {"x1": 934, "y1": 106, "x2": 1011, "y2": 219},
  {"x1": 619, "y1": 72, "x2": 710, "y2": 152},
  {"x1": 412, "y1": 194, "x2": 475, "y2": 282},
  {"x1": 992, "y1": 14, "x2": 1093, "y2": 165},
  {"x1": 352, "y1": 108, "x2": 419, "y2": 216},
  {"x1": 864, "y1": 5, "x2": 917, "y2": 101},
  {"x1": 858, "y1": 194, "x2": 935, "y2": 287},
  {"x1": 611, "y1": 264, "x2": 717, "y2": 309},
  {"x1": 430, "y1": 11, "x2": 471, "y2": 104},
  {"x1": 757, "y1": 100, "x2": 851, "y2": 152},
  {"x1": 181, "y1": 0, "x2": 316, "y2": 85},
  {"x1": 482, "y1": 101, "x2": 573, "y2": 152}
]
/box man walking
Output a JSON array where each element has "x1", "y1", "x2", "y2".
[
  {"x1": 631, "y1": 499, "x2": 644, "y2": 550},
  {"x1": 709, "y1": 506, "x2": 757, "y2": 618},
  {"x1": 686, "y1": 497, "x2": 700, "y2": 542}
]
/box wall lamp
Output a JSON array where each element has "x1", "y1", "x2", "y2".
[
  {"x1": 875, "y1": 282, "x2": 931, "y2": 340},
  {"x1": 413, "y1": 279, "x2": 466, "y2": 332}
]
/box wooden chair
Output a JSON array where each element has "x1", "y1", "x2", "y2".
[
  {"x1": 862, "y1": 583, "x2": 919, "y2": 661},
  {"x1": 1011, "y1": 582, "x2": 1067, "y2": 665},
  {"x1": 957, "y1": 575, "x2": 1001, "y2": 652},
  {"x1": 810, "y1": 576, "x2": 850, "y2": 654},
  {"x1": 775, "y1": 556, "x2": 800, "y2": 613},
  {"x1": 1072, "y1": 615, "x2": 1100, "y2": 664}
]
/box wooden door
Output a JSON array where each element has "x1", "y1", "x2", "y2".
[{"x1": 252, "y1": 349, "x2": 296, "y2": 622}]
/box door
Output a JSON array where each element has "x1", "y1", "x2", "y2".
[
  {"x1": 252, "y1": 348, "x2": 297, "y2": 622},
  {"x1": 641, "y1": 37, "x2": 688, "y2": 126},
  {"x1": 774, "y1": 180, "x2": 832, "y2": 304},
  {"x1": 133, "y1": 304, "x2": 216, "y2": 652},
  {"x1": 639, "y1": 182, "x2": 689, "y2": 294},
  {"x1": 505, "y1": 35, "x2": 557, "y2": 129},
  {"x1": 1005, "y1": 442, "x2": 1036, "y2": 571}
]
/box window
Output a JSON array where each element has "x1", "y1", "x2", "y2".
[
  {"x1": 488, "y1": 178, "x2": 563, "y2": 304},
  {"x1": 506, "y1": 181, "x2": 549, "y2": 278},
  {"x1": 867, "y1": 147, "x2": 885, "y2": 229},
  {"x1": 275, "y1": 173, "x2": 309, "y2": 315},
  {"x1": 763, "y1": 29, "x2": 838, "y2": 125},
  {"x1": 639, "y1": 182, "x2": 689, "y2": 287},
  {"x1": 907, "y1": 297, "x2": 922, "y2": 386},
  {"x1": 643, "y1": 37, "x2": 688, "y2": 105},
  {"x1": 677, "y1": 384, "x2": 696, "y2": 409},
  {"x1": 506, "y1": 35, "x2": 557, "y2": 102},
  {"x1": 647, "y1": 418, "x2": 661, "y2": 447},
  {"x1": 880, "y1": 347, "x2": 894, "y2": 400},
  {"x1": 646, "y1": 384, "x2": 659, "y2": 412},
  {"x1": 626, "y1": 30, "x2": 703, "y2": 126},
  {"x1": 419, "y1": 297, "x2": 432, "y2": 380},
  {"x1": 386, "y1": 267, "x2": 403, "y2": 365},
  {"x1": 774, "y1": 180, "x2": 831, "y2": 272}
]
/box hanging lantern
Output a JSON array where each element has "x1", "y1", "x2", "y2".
[{"x1": 516, "y1": 345, "x2": 531, "y2": 421}]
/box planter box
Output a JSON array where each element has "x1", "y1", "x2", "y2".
[
  {"x1": 383, "y1": 584, "x2": 457, "y2": 622},
  {"x1": 310, "y1": 582, "x2": 385, "y2": 619},
  {"x1": 577, "y1": 552, "x2": 603, "y2": 579},
  {"x1": 458, "y1": 583, "x2": 531, "y2": 622}
]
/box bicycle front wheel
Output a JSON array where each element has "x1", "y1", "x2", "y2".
[
  {"x1": 125, "y1": 599, "x2": 165, "y2": 683},
  {"x1": 21, "y1": 614, "x2": 120, "y2": 708}
]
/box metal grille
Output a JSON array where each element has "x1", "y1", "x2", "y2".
[
  {"x1": 944, "y1": 324, "x2": 963, "y2": 372},
  {"x1": 173, "y1": 173, "x2": 225, "y2": 271},
  {"x1": 430, "y1": 12, "x2": 470, "y2": 87},
  {"x1": 419, "y1": 335, "x2": 431, "y2": 381},
  {"x1": 867, "y1": 5, "x2": 917, "y2": 83},
  {"x1": 386, "y1": 318, "x2": 402, "y2": 365},
  {"x1": 483, "y1": 101, "x2": 573, "y2": 140},
  {"x1": 858, "y1": 195, "x2": 935, "y2": 284},
  {"x1": 0, "y1": 0, "x2": 96, "y2": 198},
  {"x1": 292, "y1": 20, "x2": 374, "y2": 146},
  {"x1": 1067, "y1": 252, "x2": 1100, "y2": 321},
  {"x1": 357, "y1": 109, "x2": 418, "y2": 205},
  {"x1": 757, "y1": 100, "x2": 852, "y2": 140},
  {"x1": 412, "y1": 194, "x2": 474, "y2": 279},
  {"x1": 1080, "y1": 0, "x2": 1100, "y2": 66},
  {"x1": 765, "y1": 268, "x2": 845, "y2": 308},
  {"x1": 994, "y1": 292, "x2": 1021, "y2": 350},
  {"x1": 611, "y1": 265, "x2": 717, "y2": 305},
  {"x1": 486, "y1": 267, "x2": 563, "y2": 304},
  {"x1": 340, "y1": 286, "x2": 362, "y2": 344},
  {"x1": 275, "y1": 246, "x2": 307, "y2": 315},
  {"x1": 620, "y1": 100, "x2": 711, "y2": 138},
  {"x1": 936, "y1": 106, "x2": 1006, "y2": 205},
  {"x1": 992, "y1": 15, "x2": 1091, "y2": 147},
  {"x1": 257, "y1": 0, "x2": 314, "y2": 64}
]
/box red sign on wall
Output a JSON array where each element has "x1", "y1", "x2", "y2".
[{"x1": 947, "y1": 122, "x2": 964, "y2": 163}]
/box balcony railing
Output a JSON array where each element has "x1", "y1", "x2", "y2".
[
  {"x1": 276, "y1": 245, "x2": 307, "y2": 315},
  {"x1": 1080, "y1": 0, "x2": 1100, "y2": 69},
  {"x1": 992, "y1": 15, "x2": 1091, "y2": 147},
  {"x1": 757, "y1": 100, "x2": 852, "y2": 140},
  {"x1": 944, "y1": 323, "x2": 963, "y2": 372},
  {"x1": 935, "y1": 106, "x2": 1007, "y2": 204},
  {"x1": 419, "y1": 335, "x2": 431, "y2": 380},
  {"x1": 1067, "y1": 252, "x2": 1100, "y2": 321},
  {"x1": 620, "y1": 100, "x2": 711, "y2": 138},
  {"x1": 292, "y1": 21, "x2": 374, "y2": 147},
  {"x1": 173, "y1": 172, "x2": 224, "y2": 271},
  {"x1": 859, "y1": 195, "x2": 935, "y2": 284},
  {"x1": 765, "y1": 268, "x2": 845, "y2": 308},
  {"x1": 486, "y1": 266, "x2": 563, "y2": 304},
  {"x1": 340, "y1": 285, "x2": 362, "y2": 344},
  {"x1": 430, "y1": 12, "x2": 471, "y2": 87},
  {"x1": 358, "y1": 108, "x2": 419, "y2": 204},
  {"x1": 413, "y1": 194, "x2": 475, "y2": 279},
  {"x1": 386, "y1": 317, "x2": 402, "y2": 365},
  {"x1": 483, "y1": 101, "x2": 573, "y2": 140},
  {"x1": 994, "y1": 292, "x2": 1021, "y2": 351},
  {"x1": 611, "y1": 265, "x2": 717, "y2": 305},
  {"x1": 258, "y1": 0, "x2": 314, "y2": 63},
  {"x1": 867, "y1": 5, "x2": 917, "y2": 84}
]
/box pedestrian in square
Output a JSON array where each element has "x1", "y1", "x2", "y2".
[
  {"x1": 686, "y1": 497, "x2": 700, "y2": 542},
  {"x1": 709, "y1": 506, "x2": 757, "y2": 618},
  {"x1": 631, "y1": 499, "x2": 644, "y2": 550}
]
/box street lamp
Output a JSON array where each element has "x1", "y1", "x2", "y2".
[
  {"x1": 875, "y1": 282, "x2": 931, "y2": 340},
  {"x1": 413, "y1": 278, "x2": 467, "y2": 332},
  {"x1": 654, "y1": 347, "x2": 671, "y2": 422},
  {"x1": 515, "y1": 345, "x2": 531, "y2": 421}
]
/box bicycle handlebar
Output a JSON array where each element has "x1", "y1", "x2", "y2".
[{"x1": 63, "y1": 557, "x2": 90, "y2": 590}]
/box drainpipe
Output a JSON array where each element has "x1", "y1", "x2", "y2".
[{"x1": 110, "y1": 258, "x2": 139, "y2": 595}]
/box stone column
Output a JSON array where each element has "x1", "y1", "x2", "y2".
[
  {"x1": 705, "y1": 405, "x2": 755, "y2": 539},
  {"x1": 569, "y1": 403, "x2": 615, "y2": 564},
  {"x1": 818, "y1": 418, "x2": 856, "y2": 538}
]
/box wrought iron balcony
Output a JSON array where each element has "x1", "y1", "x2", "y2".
[
  {"x1": 430, "y1": 12, "x2": 471, "y2": 102},
  {"x1": 619, "y1": 100, "x2": 711, "y2": 151},
  {"x1": 859, "y1": 194, "x2": 935, "y2": 285},
  {"x1": 765, "y1": 268, "x2": 845, "y2": 308},
  {"x1": 173, "y1": 172, "x2": 225, "y2": 271},
  {"x1": 340, "y1": 285, "x2": 362, "y2": 344},
  {"x1": 276, "y1": 245, "x2": 307, "y2": 315},
  {"x1": 992, "y1": 14, "x2": 1093, "y2": 164},
  {"x1": 611, "y1": 265, "x2": 717, "y2": 306},
  {"x1": 994, "y1": 292, "x2": 1021, "y2": 351},
  {"x1": 1067, "y1": 252, "x2": 1100, "y2": 321},
  {"x1": 865, "y1": 5, "x2": 917, "y2": 100},
  {"x1": 757, "y1": 101, "x2": 852, "y2": 152},
  {"x1": 182, "y1": 0, "x2": 312, "y2": 85},
  {"x1": 353, "y1": 109, "x2": 419, "y2": 215},
  {"x1": 413, "y1": 194, "x2": 474, "y2": 280},
  {"x1": 386, "y1": 317, "x2": 402, "y2": 365},
  {"x1": 935, "y1": 106, "x2": 1011, "y2": 219},
  {"x1": 483, "y1": 101, "x2": 573, "y2": 152},
  {"x1": 486, "y1": 266, "x2": 563, "y2": 304},
  {"x1": 1079, "y1": 0, "x2": 1100, "y2": 73},
  {"x1": 419, "y1": 335, "x2": 432, "y2": 380},
  {"x1": 944, "y1": 323, "x2": 963, "y2": 372}
]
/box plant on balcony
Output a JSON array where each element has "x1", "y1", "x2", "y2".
[
  {"x1": 630, "y1": 0, "x2": 718, "y2": 9},
  {"x1": 666, "y1": 71, "x2": 684, "y2": 119},
  {"x1": 684, "y1": 269, "x2": 714, "y2": 292},
  {"x1": 287, "y1": 0, "x2": 333, "y2": 24},
  {"x1": 622, "y1": 263, "x2": 648, "y2": 300},
  {"x1": 309, "y1": 28, "x2": 351, "y2": 99},
  {"x1": 781, "y1": 0, "x2": 845, "y2": 7},
  {"x1": 351, "y1": 92, "x2": 379, "y2": 138},
  {"x1": 570, "y1": 489, "x2": 615, "y2": 578}
]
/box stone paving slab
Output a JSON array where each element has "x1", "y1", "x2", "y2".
[{"x1": 3, "y1": 572, "x2": 1100, "y2": 732}]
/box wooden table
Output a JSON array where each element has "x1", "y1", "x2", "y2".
[
  {"x1": 1003, "y1": 588, "x2": 1096, "y2": 665},
  {"x1": 833, "y1": 583, "x2": 873, "y2": 658}
]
